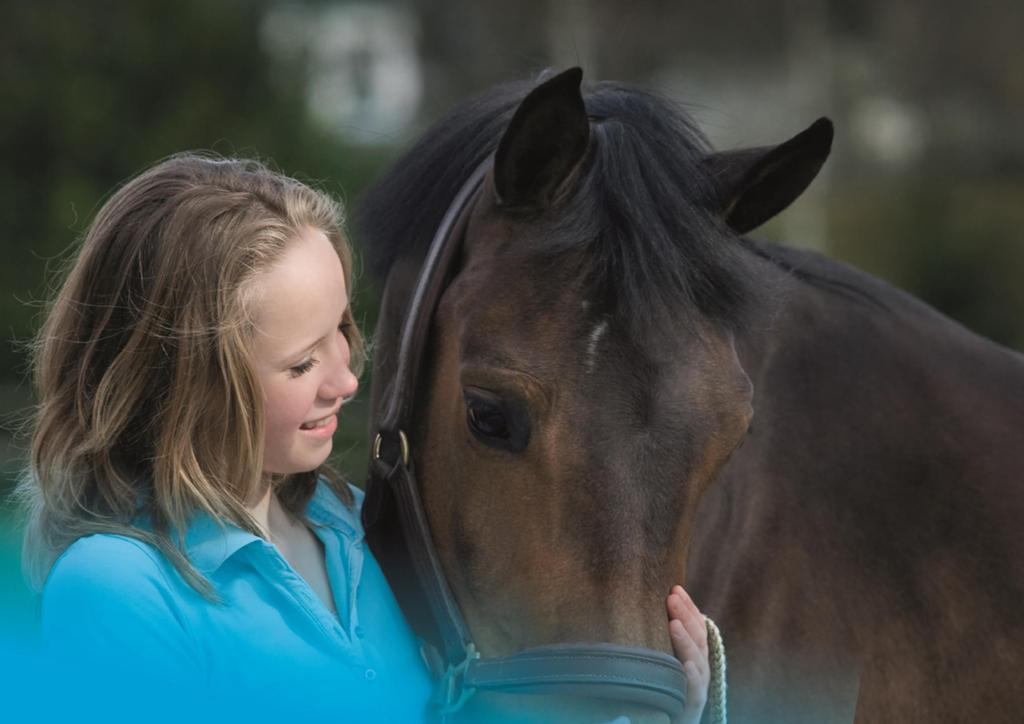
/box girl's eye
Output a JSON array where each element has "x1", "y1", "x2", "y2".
[{"x1": 289, "y1": 358, "x2": 319, "y2": 377}]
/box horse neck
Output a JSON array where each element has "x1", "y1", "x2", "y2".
[
  {"x1": 732, "y1": 240, "x2": 1024, "y2": 428},
  {"x1": 692, "y1": 239, "x2": 1024, "y2": 605}
]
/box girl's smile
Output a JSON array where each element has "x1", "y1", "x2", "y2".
[{"x1": 299, "y1": 410, "x2": 339, "y2": 437}]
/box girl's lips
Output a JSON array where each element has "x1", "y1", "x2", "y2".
[{"x1": 299, "y1": 412, "x2": 338, "y2": 439}]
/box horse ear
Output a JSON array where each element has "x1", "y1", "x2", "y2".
[
  {"x1": 493, "y1": 67, "x2": 590, "y2": 208},
  {"x1": 705, "y1": 117, "x2": 834, "y2": 234}
]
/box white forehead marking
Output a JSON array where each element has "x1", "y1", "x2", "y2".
[{"x1": 584, "y1": 319, "x2": 609, "y2": 373}]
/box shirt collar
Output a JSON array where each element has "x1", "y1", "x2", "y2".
[
  {"x1": 184, "y1": 478, "x2": 364, "y2": 576},
  {"x1": 305, "y1": 479, "x2": 363, "y2": 540},
  {"x1": 184, "y1": 514, "x2": 262, "y2": 576}
]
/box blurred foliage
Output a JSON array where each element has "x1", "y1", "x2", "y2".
[
  {"x1": 0, "y1": 0, "x2": 390, "y2": 379},
  {"x1": 829, "y1": 178, "x2": 1024, "y2": 351}
]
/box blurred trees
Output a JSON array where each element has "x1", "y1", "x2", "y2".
[
  {"x1": 0, "y1": 0, "x2": 390, "y2": 386},
  {"x1": 1, "y1": 0, "x2": 1022, "y2": 397}
]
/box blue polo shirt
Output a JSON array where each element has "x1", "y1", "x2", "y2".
[{"x1": 39, "y1": 482, "x2": 435, "y2": 723}]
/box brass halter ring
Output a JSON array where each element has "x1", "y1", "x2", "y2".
[{"x1": 373, "y1": 429, "x2": 410, "y2": 467}]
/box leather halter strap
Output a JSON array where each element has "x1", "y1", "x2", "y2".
[{"x1": 362, "y1": 158, "x2": 689, "y2": 721}]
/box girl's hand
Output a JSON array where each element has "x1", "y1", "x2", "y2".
[{"x1": 666, "y1": 584, "x2": 709, "y2": 724}]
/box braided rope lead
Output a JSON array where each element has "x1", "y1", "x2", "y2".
[{"x1": 705, "y1": 617, "x2": 727, "y2": 724}]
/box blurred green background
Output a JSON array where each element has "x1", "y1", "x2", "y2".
[{"x1": 2, "y1": 0, "x2": 1022, "y2": 636}]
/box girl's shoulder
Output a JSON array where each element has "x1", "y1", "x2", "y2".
[
  {"x1": 42, "y1": 533, "x2": 203, "y2": 660},
  {"x1": 41, "y1": 534, "x2": 205, "y2": 692},
  {"x1": 43, "y1": 533, "x2": 192, "y2": 615},
  {"x1": 49, "y1": 533, "x2": 168, "y2": 582}
]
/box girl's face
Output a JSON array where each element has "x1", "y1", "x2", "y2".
[{"x1": 249, "y1": 227, "x2": 359, "y2": 475}]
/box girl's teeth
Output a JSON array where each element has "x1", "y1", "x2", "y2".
[{"x1": 301, "y1": 416, "x2": 330, "y2": 430}]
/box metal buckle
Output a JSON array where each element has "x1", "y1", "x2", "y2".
[
  {"x1": 372, "y1": 429, "x2": 410, "y2": 466},
  {"x1": 435, "y1": 643, "x2": 480, "y2": 715}
]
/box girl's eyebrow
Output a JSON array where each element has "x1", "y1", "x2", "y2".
[{"x1": 280, "y1": 339, "x2": 322, "y2": 367}]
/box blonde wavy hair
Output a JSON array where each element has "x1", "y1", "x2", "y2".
[{"x1": 19, "y1": 153, "x2": 365, "y2": 597}]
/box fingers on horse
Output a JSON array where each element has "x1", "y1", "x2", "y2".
[
  {"x1": 670, "y1": 618, "x2": 709, "y2": 684},
  {"x1": 667, "y1": 589, "x2": 709, "y2": 655},
  {"x1": 673, "y1": 585, "x2": 705, "y2": 621}
]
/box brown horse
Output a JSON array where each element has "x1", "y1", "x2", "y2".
[{"x1": 358, "y1": 69, "x2": 1024, "y2": 722}]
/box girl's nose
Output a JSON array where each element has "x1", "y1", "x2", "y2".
[
  {"x1": 320, "y1": 333, "x2": 359, "y2": 401},
  {"x1": 320, "y1": 362, "x2": 358, "y2": 402},
  {"x1": 335, "y1": 364, "x2": 359, "y2": 400}
]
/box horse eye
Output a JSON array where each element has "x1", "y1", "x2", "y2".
[
  {"x1": 462, "y1": 390, "x2": 530, "y2": 453},
  {"x1": 465, "y1": 396, "x2": 509, "y2": 440}
]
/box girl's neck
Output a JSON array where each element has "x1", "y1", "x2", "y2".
[
  {"x1": 248, "y1": 483, "x2": 302, "y2": 545},
  {"x1": 248, "y1": 483, "x2": 274, "y2": 533}
]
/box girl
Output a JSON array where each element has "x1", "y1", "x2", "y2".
[{"x1": 20, "y1": 154, "x2": 710, "y2": 722}]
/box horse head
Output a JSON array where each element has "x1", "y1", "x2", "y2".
[{"x1": 362, "y1": 68, "x2": 832, "y2": 718}]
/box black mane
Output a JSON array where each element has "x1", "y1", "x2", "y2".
[{"x1": 357, "y1": 77, "x2": 760, "y2": 333}]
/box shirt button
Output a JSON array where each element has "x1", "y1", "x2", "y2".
[
  {"x1": 364, "y1": 668, "x2": 377, "y2": 681},
  {"x1": 355, "y1": 625, "x2": 366, "y2": 639}
]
